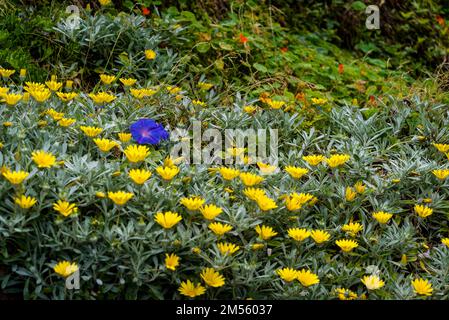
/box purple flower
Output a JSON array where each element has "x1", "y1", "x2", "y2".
[{"x1": 129, "y1": 119, "x2": 169, "y2": 145}]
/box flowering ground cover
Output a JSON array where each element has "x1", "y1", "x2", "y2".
[{"x1": 1, "y1": 0, "x2": 449, "y2": 300}]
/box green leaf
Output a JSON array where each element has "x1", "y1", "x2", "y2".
[
  {"x1": 196, "y1": 42, "x2": 210, "y2": 53},
  {"x1": 366, "y1": 85, "x2": 377, "y2": 95},
  {"x1": 215, "y1": 59, "x2": 224, "y2": 70},
  {"x1": 180, "y1": 11, "x2": 196, "y2": 21},
  {"x1": 253, "y1": 63, "x2": 268, "y2": 73},
  {"x1": 218, "y1": 42, "x2": 234, "y2": 51},
  {"x1": 351, "y1": 1, "x2": 367, "y2": 11}
]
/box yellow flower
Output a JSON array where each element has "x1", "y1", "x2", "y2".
[
  {"x1": 199, "y1": 204, "x2": 223, "y2": 220},
  {"x1": 208, "y1": 222, "x2": 233, "y2": 236},
  {"x1": 65, "y1": 80, "x2": 73, "y2": 89},
  {"x1": 156, "y1": 166, "x2": 180, "y2": 181},
  {"x1": 255, "y1": 195, "x2": 278, "y2": 211},
  {"x1": 53, "y1": 261, "x2": 78, "y2": 278},
  {"x1": 178, "y1": 280, "x2": 206, "y2": 298},
  {"x1": 227, "y1": 147, "x2": 246, "y2": 157},
  {"x1": 287, "y1": 228, "x2": 311, "y2": 242},
  {"x1": 255, "y1": 225, "x2": 278, "y2": 240},
  {"x1": 219, "y1": 167, "x2": 240, "y2": 180},
  {"x1": 192, "y1": 100, "x2": 206, "y2": 107},
  {"x1": 99, "y1": 0, "x2": 112, "y2": 5},
  {"x1": 2, "y1": 170, "x2": 29, "y2": 184},
  {"x1": 310, "y1": 230, "x2": 330, "y2": 244},
  {"x1": 345, "y1": 187, "x2": 357, "y2": 202},
  {"x1": 130, "y1": 88, "x2": 150, "y2": 99},
  {"x1": 335, "y1": 239, "x2": 359, "y2": 252},
  {"x1": 89, "y1": 92, "x2": 116, "y2": 104},
  {"x1": 29, "y1": 89, "x2": 51, "y2": 102},
  {"x1": 56, "y1": 92, "x2": 78, "y2": 102},
  {"x1": 267, "y1": 100, "x2": 285, "y2": 109},
  {"x1": 128, "y1": 169, "x2": 152, "y2": 185},
  {"x1": 442, "y1": 238, "x2": 449, "y2": 247},
  {"x1": 198, "y1": 81, "x2": 213, "y2": 90},
  {"x1": 243, "y1": 187, "x2": 266, "y2": 201},
  {"x1": 165, "y1": 253, "x2": 180, "y2": 271},
  {"x1": 326, "y1": 154, "x2": 350, "y2": 168},
  {"x1": 277, "y1": 268, "x2": 298, "y2": 282},
  {"x1": 143, "y1": 88, "x2": 157, "y2": 96},
  {"x1": 14, "y1": 195, "x2": 37, "y2": 209},
  {"x1": 145, "y1": 49, "x2": 157, "y2": 60},
  {"x1": 53, "y1": 200, "x2": 78, "y2": 217},
  {"x1": 302, "y1": 154, "x2": 325, "y2": 166},
  {"x1": 243, "y1": 105, "x2": 257, "y2": 114},
  {"x1": 285, "y1": 195, "x2": 303, "y2": 211},
  {"x1": 239, "y1": 172, "x2": 264, "y2": 186},
  {"x1": 0, "y1": 142, "x2": 3, "y2": 149},
  {"x1": 45, "y1": 80, "x2": 63, "y2": 91},
  {"x1": 335, "y1": 288, "x2": 358, "y2": 300},
  {"x1": 341, "y1": 222, "x2": 363, "y2": 236},
  {"x1": 100, "y1": 74, "x2": 116, "y2": 84},
  {"x1": 412, "y1": 278, "x2": 433, "y2": 296},
  {"x1": 361, "y1": 275, "x2": 385, "y2": 290},
  {"x1": 414, "y1": 204, "x2": 433, "y2": 218},
  {"x1": 432, "y1": 169, "x2": 449, "y2": 180},
  {"x1": 354, "y1": 181, "x2": 366, "y2": 193},
  {"x1": 2, "y1": 93, "x2": 22, "y2": 105},
  {"x1": 119, "y1": 78, "x2": 137, "y2": 87},
  {"x1": 3, "y1": 121, "x2": 12, "y2": 127},
  {"x1": 180, "y1": 196, "x2": 206, "y2": 211},
  {"x1": 296, "y1": 269, "x2": 320, "y2": 287},
  {"x1": 432, "y1": 143, "x2": 449, "y2": 153},
  {"x1": 217, "y1": 242, "x2": 240, "y2": 255},
  {"x1": 154, "y1": 211, "x2": 182, "y2": 229},
  {"x1": 311, "y1": 97, "x2": 327, "y2": 105},
  {"x1": 284, "y1": 166, "x2": 309, "y2": 179},
  {"x1": 192, "y1": 247, "x2": 201, "y2": 254},
  {"x1": 251, "y1": 243, "x2": 265, "y2": 250},
  {"x1": 166, "y1": 85, "x2": 181, "y2": 94},
  {"x1": 163, "y1": 156, "x2": 183, "y2": 168},
  {"x1": 46, "y1": 108, "x2": 64, "y2": 121},
  {"x1": 80, "y1": 126, "x2": 103, "y2": 137},
  {"x1": 118, "y1": 132, "x2": 132, "y2": 142},
  {"x1": 124, "y1": 145, "x2": 150, "y2": 163},
  {"x1": 108, "y1": 191, "x2": 134, "y2": 206},
  {"x1": 373, "y1": 211, "x2": 393, "y2": 224},
  {"x1": 93, "y1": 138, "x2": 118, "y2": 152},
  {"x1": 32, "y1": 150, "x2": 56, "y2": 168},
  {"x1": 24, "y1": 82, "x2": 46, "y2": 92},
  {"x1": 200, "y1": 268, "x2": 225, "y2": 287},
  {"x1": 0, "y1": 87, "x2": 9, "y2": 96},
  {"x1": 257, "y1": 162, "x2": 277, "y2": 175},
  {"x1": 0, "y1": 68, "x2": 15, "y2": 78},
  {"x1": 290, "y1": 193, "x2": 314, "y2": 208},
  {"x1": 95, "y1": 191, "x2": 106, "y2": 198},
  {"x1": 58, "y1": 118, "x2": 76, "y2": 127}
]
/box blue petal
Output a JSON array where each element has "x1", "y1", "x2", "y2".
[{"x1": 129, "y1": 118, "x2": 169, "y2": 145}]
